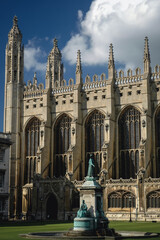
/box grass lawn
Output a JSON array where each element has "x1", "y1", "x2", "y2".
[{"x1": 0, "y1": 221, "x2": 160, "y2": 240}]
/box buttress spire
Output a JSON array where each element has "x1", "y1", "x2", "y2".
[
  {"x1": 76, "y1": 50, "x2": 82, "y2": 74},
  {"x1": 76, "y1": 50, "x2": 82, "y2": 84},
  {"x1": 144, "y1": 36, "x2": 151, "y2": 73},
  {"x1": 53, "y1": 38, "x2": 58, "y2": 48},
  {"x1": 8, "y1": 15, "x2": 22, "y2": 41},
  {"x1": 108, "y1": 43, "x2": 115, "y2": 80},
  {"x1": 13, "y1": 16, "x2": 18, "y2": 26}
]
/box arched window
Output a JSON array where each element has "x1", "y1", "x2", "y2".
[
  {"x1": 108, "y1": 191, "x2": 135, "y2": 208},
  {"x1": 119, "y1": 107, "x2": 141, "y2": 179},
  {"x1": 85, "y1": 110, "x2": 105, "y2": 176},
  {"x1": 155, "y1": 109, "x2": 160, "y2": 177},
  {"x1": 147, "y1": 190, "x2": 160, "y2": 208},
  {"x1": 54, "y1": 114, "x2": 71, "y2": 177},
  {"x1": 25, "y1": 117, "x2": 40, "y2": 183}
]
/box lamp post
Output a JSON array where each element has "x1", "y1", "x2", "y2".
[{"x1": 129, "y1": 196, "x2": 132, "y2": 222}]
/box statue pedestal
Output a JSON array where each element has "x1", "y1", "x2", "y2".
[{"x1": 74, "y1": 217, "x2": 95, "y2": 231}]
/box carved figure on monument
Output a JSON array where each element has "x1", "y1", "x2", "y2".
[
  {"x1": 77, "y1": 200, "x2": 90, "y2": 218},
  {"x1": 87, "y1": 155, "x2": 95, "y2": 177}
]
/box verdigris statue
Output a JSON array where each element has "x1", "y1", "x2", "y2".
[
  {"x1": 87, "y1": 155, "x2": 95, "y2": 178},
  {"x1": 77, "y1": 200, "x2": 90, "y2": 218}
]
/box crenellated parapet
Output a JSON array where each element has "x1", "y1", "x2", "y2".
[
  {"x1": 151, "y1": 65, "x2": 160, "y2": 81},
  {"x1": 82, "y1": 73, "x2": 107, "y2": 92},
  {"x1": 23, "y1": 73, "x2": 45, "y2": 99},
  {"x1": 115, "y1": 68, "x2": 143, "y2": 86}
]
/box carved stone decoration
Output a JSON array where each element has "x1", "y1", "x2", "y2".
[
  {"x1": 137, "y1": 167, "x2": 146, "y2": 183},
  {"x1": 103, "y1": 151, "x2": 107, "y2": 159},
  {"x1": 140, "y1": 149, "x2": 144, "y2": 156},
  {"x1": 41, "y1": 130, "x2": 44, "y2": 138},
  {"x1": 72, "y1": 127, "x2": 75, "y2": 135},
  {"x1": 65, "y1": 172, "x2": 73, "y2": 181},
  {"x1": 142, "y1": 107, "x2": 147, "y2": 114},
  {"x1": 68, "y1": 144, "x2": 75, "y2": 152},
  {"x1": 105, "y1": 124, "x2": 109, "y2": 131},
  {"x1": 106, "y1": 112, "x2": 111, "y2": 119},
  {"x1": 99, "y1": 169, "x2": 108, "y2": 184},
  {"x1": 141, "y1": 138, "x2": 146, "y2": 145},
  {"x1": 102, "y1": 141, "x2": 109, "y2": 150},
  {"x1": 142, "y1": 119, "x2": 146, "y2": 127}
]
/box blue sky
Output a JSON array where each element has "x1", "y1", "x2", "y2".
[{"x1": 1, "y1": 0, "x2": 160, "y2": 131}]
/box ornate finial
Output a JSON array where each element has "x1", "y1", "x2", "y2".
[
  {"x1": 76, "y1": 50, "x2": 82, "y2": 74},
  {"x1": 13, "y1": 16, "x2": 18, "y2": 26},
  {"x1": 108, "y1": 43, "x2": 115, "y2": 79},
  {"x1": 108, "y1": 43, "x2": 114, "y2": 67},
  {"x1": 144, "y1": 37, "x2": 150, "y2": 73},
  {"x1": 53, "y1": 38, "x2": 58, "y2": 48},
  {"x1": 33, "y1": 72, "x2": 37, "y2": 84},
  {"x1": 144, "y1": 36, "x2": 150, "y2": 60}
]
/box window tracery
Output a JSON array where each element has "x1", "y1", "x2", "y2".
[
  {"x1": 155, "y1": 109, "x2": 160, "y2": 177},
  {"x1": 119, "y1": 107, "x2": 141, "y2": 178},
  {"x1": 54, "y1": 114, "x2": 71, "y2": 177},
  {"x1": 85, "y1": 110, "x2": 105, "y2": 176},
  {"x1": 147, "y1": 190, "x2": 160, "y2": 208},
  {"x1": 108, "y1": 191, "x2": 135, "y2": 208},
  {"x1": 25, "y1": 117, "x2": 40, "y2": 183}
]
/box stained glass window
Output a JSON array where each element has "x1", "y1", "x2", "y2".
[
  {"x1": 119, "y1": 107, "x2": 141, "y2": 178},
  {"x1": 108, "y1": 191, "x2": 135, "y2": 208},
  {"x1": 54, "y1": 114, "x2": 71, "y2": 177},
  {"x1": 147, "y1": 191, "x2": 160, "y2": 208},
  {"x1": 155, "y1": 109, "x2": 160, "y2": 177},
  {"x1": 85, "y1": 110, "x2": 105, "y2": 176},
  {"x1": 25, "y1": 117, "x2": 40, "y2": 183}
]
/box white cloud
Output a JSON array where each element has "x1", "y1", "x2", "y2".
[
  {"x1": 24, "y1": 39, "x2": 47, "y2": 72},
  {"x1": 62, "y1": 0, "x2": 160, "y2": 71},
  {"x1": 78, "y1": 10, "x2": 83, "y2": 22}
]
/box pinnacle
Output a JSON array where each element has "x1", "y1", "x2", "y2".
[
  {"x1": 109, "y1": 43, "x2": 114, "y2": 61},
  {"x1": 144, "y1": 36, "x2": 150, "y2": 60},
  {"x1": 34, "y1": 72, "x2": 37, "y2": 78},
  {"x1": 13, "y1": 16, "x2": 18, "y2": 26},
  {"x1": 76, "y1": 50, "x2": 82, "y2": 73},
  {"x1": 108, "y1": 43, "x2": 115, "y2": 68},
  {"x1": 53, "y1": 38, "x2": 58, "y2": 48}
]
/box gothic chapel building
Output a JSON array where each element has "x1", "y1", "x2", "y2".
[{"x1": 3, "y1": 17, "x2": 160, "y2": 220}]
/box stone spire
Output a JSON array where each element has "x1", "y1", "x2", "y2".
[
  {"x1": 45, "y1": 38, "x2": 63, "y2": 89},
  {"x1": 33, "y1": 72, "x2": 37, "y2": 85},
  {"x1": 143, "y1": 37, "x2": 151, "y2": 74},
  {"x1": 8, "y1": 16, "x2": 22, "y2": 42},
  {"x1": 13, "y1": 16, "x2": 18, "y2": 26},
  {"x1": 108, "y1": 43, "x2": 115, "y2": 80},
  {"x1": 5, "y1": 16, "x2": 23, "y2": 84},
  {"x1": 76, "y1": 50, "x2": 82, "y2": 74},
  {"x1": 76, "y1": 50, "x2": 82, "y2": 84}
]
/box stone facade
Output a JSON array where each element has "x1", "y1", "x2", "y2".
[
  {"x1": 3, "y1": 17, "x2": 160, "y2": 221},
  {"x1": 0, "y1": 132, "x2": 11, "y2": 219}
]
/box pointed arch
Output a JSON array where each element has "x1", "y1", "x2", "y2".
[
  {"x1": 108, "y1": 190, "x2": 135, "y2": 208},
  {"x1": 85, "y1": 110, "x2": 105, "y2": 176},
  {"x1": 25, "y1": 117, "x2": 41, "y2": 184},
  {"x1": 118, "y1": 106, "x2": 141, "y2": 179},
  {"x1": 53, "y1": 113, "x2": 72, "y2": 177},
  {"x1": 155, "y1": 107, "x2": 160, "y2": 177},
  {"x1": 147, "y1": 190, "x2": 160, "y2": 208},
  {"x1": 46, "y1": 193, "x2": 58, "y2": 219}
]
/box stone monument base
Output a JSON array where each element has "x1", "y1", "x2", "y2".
[{"x1": 73, "y1": 217, "x2": 95, "y2": 231}]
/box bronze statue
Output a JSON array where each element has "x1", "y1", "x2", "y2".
[
  {"x1": 77, "y1": 200, "x2": 90, "y2": 218},
  {"x1": 87, "y1": 155, "x2": 95, "y2": 177}
]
